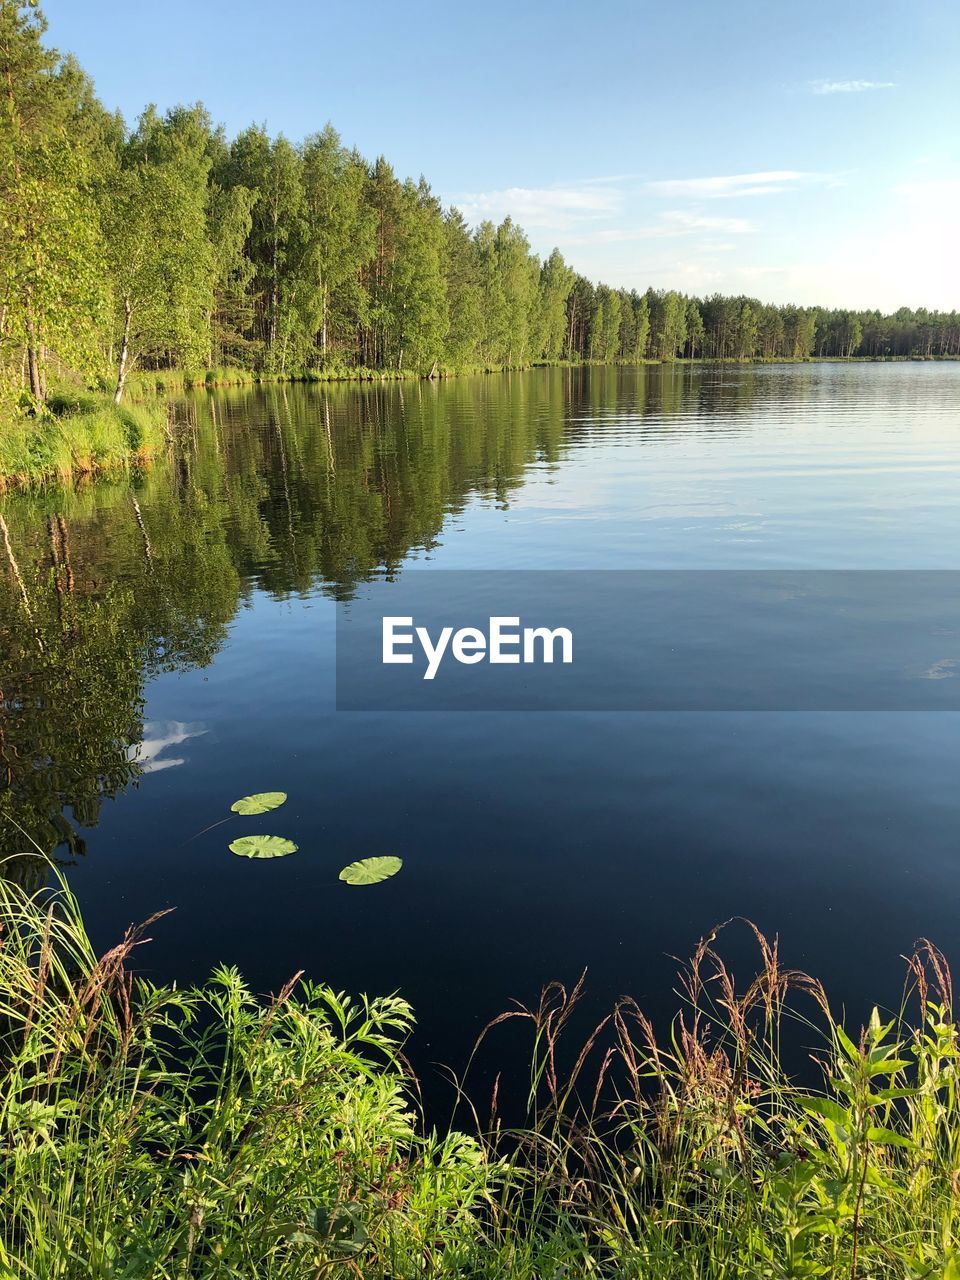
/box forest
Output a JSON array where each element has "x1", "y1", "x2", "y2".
[{"x1": 3, "y1": 0, "x2": 960, "y2": 425}]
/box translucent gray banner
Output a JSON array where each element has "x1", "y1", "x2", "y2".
[{"x1": 335, "y1": 571, "x2": 960, "y2": 711}]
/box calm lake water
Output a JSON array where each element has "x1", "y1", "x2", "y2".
[{"x1": 3, "y1": 363, "x2": 960, "y2": 1081}]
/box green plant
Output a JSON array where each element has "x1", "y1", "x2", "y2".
[
  {"x1": 229, "y1": 833, "x2": 298, "y2": 858},
  {"x1": 1, "y1": 860, "x2": 958, "y2": 1279},
  {"x1": 464, "y1": 926, "x2": 960, "y2": 1279},
  {"x1": 339, "y1": 856, "x2": 403, "y2": 885},
  {"x1": 0, "y1": 395, "x2": 166, "y2": 486},
  {"x1": 0, "y1": 864, "x2": 493, "y2": 1278}
]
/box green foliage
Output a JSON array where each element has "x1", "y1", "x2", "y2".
[
  {"x1": 1, "y1": 4, "x2": 958, "y2": 435},
  {"x1": 339, "y1": 855, "x2": 403, "y2": 885},
  {"x1": 229, "y1": 834, "x2": 297, "y2": 859},
  {"x1": 0, "y1": 872, "x2": 492, "y2": 1277},
  {"x1": 230, "y1": 791, "x2": 287, "y2": 815},
  {"x1": 102, "y1": 105, "x2": 217, "y2": 399},
  {"x1": 0, "y1": 0, "x2": 108, "y2": 409},
  {"x1": 1, "y1": 877, "x2": 959, "y2": 1277},
  {"x1": 0, "y1": 394, "x2": 164, "y2": 484},
  {"x1": 536, "y1": 248, "x2": 576, "y2": 362}
]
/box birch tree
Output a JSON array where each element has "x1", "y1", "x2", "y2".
[
  {"x1": 0, "y1": 0, "x2": 104, "y2": 407},
  {"x1": 102, "y1": 109, "x2": 214, "y2": 401}
]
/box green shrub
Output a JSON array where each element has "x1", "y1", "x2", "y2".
[
  {"x1": 45, "y1": 390, "x2": 101, "y2": 418},
  {"x1": 203, "y1": 366, "x2": 259, "y2": 387},
  {"x1": 0, "y1": 869, "x2": 493, "y2": 1278},
  {"x1": 1, "y1": 862, "x2": 959, "y2": 1278}
]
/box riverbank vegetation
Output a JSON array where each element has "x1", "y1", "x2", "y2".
[
  {"x1": 0, "y1": 393, "x2": 166, "y2": 487},
  {"x1": 0, "y1": 866, "x2": 957, "y2": 1277},
  {"x1": 2, "y1": 0, "x2": 959, "y2": 461}
]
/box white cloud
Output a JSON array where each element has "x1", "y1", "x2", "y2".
[
  {"x1": 809, "y1": 79, "x2": 895, "y2": 95},
  {"x1": 726, "y1": 192, "x2": 960, "y2": 309},
  {"x1": 453, "y1": 183, "x2": 622, "y2": 229},
  {"x1": 661, "y1": 211, "x2": 754, "y2": 234},
  {"x1": 130, "y1": 721, "x2": 207, "y2": 774},
  {"x1": 568, "y1": 220, "x2": 757, "y2": 247},
  {"x1": 562, "y1": 210, "x2": 755, "y2": 247},
  {"x1": 560, "y1": 227, "x2": 655, "y2": 246},
  {"x1": 647, "y1": 171, "x2": 828, "y2": 199}
]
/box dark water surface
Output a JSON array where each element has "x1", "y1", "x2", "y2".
[{"x1": 3, "y1": 364, "x2": 960, "y2": 1082}]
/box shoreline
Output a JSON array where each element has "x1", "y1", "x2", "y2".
[
  {"x1": 127, "y1": 351, "x2": 960, "y2": 396},
  {"x1": 2, "y1": 354, "x2": 958, "y2": 488}
]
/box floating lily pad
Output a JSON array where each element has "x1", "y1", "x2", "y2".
[
  {"x1": 229, "y1": 834, "x2": 297, "y2": 859},
  {"x1": 230, "y1": 791, "x2": 288, "y2": 816},
  {"x1": 339, "y1": 856, "x2": 403, "y2": 885}
]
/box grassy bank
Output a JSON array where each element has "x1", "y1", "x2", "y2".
[
  {"x1": 121, "y1": 351, "x2": 960, "y2": 399},
  {"x1": 0, "y1": 393, "x2": 167, "y2": 488},
  {"x1": 5, "y1": 354, "x2": 955, "y2": 485},
  {"x1": 121, "y1": 361, "x2": 547, "y2": 399},
  {"x1": 0, "y1": 869, "x2": 958, "y2": 1278}
]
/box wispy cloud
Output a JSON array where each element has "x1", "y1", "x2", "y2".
[
  {"x1": 661, "y1": 211, "x2": 754, "y2": 233},
  {"x1": 647, "y1": 171, "x2": 828, "y2": 199},
  {"x1": 563, "y1": 210, "x2": 755, "y2": 246},
  {"x1": 453, "y1": 183, "x2": 622, "y2": 229},
  {"x1": 809, "y1": 78, "x2": 895, "y2": 95},
  {"x1": 130, "y1": 721, "x2": 207, "y2": 774}
]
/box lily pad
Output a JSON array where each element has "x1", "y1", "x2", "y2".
[
  {"x1": 229, "y1": 834, "x2": 297, "y2": 859},
  {"x1": 339, "y1": 856, "x2": 403, "y2": 886},
  {"x1": 230, "y1": 791, "x2": 287, "y2": 816}
]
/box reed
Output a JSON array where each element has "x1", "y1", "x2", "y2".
[{"x1": 0, "y1": 862, "x2": 956, "y2": 1278}]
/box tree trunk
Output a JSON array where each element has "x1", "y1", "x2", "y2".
[
  {"x1": 114, "y1": 299, "x2": 133, "y2": 403},
  {"x1": 269, "y1": 207, "x2": 279, "y2": 359},
  {"x1": 25, "y1": 313, "x2": 44, "y2": 405},
  {"x1": 0, "y1": 514, "x2": 43, "y2": 652},
  {"x1": 321, "y1": 284, "x2": 327, "y2": 363},
  {"x1": 26, "y1": 344, "x2": 43, "y2": 402},
  {"x1": 132, "y1": 496, "x2": 153, "y2": 567}
]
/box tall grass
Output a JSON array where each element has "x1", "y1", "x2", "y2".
[
  {"x1": 0, "y1": 867, "x2": 492, "y2": 1278},
  {"x1": 121, "y1": 362, "x2": 525, "y2": 399},
  {"x1": 0, "y1": 866, "x2": 957, "y2": 1278},
  {"x1": 478, "y1": 930, "x2": 960, "y2": 1279},
  {"x1": 123, "y1": 369, "x2": 260, "y2": 397},
  {"x1": 0, "y1": 394, "x2": 166, "y2": 486}
]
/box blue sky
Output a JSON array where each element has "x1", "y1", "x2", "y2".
[{"x1": 43, "y1": 0, "x2": 960, "y2": 310}]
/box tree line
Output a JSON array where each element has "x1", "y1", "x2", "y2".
[{"x1": 3, "y1": 1, "x2": 959, "y2": 415}]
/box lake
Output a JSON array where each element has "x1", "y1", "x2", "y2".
[{"x1": 2, "y1": 362, "x2": 960, "y2": 1086}]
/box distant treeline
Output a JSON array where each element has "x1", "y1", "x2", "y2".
[{"x1": 3, "y1": 3, "x2": 959, "y2": 416}]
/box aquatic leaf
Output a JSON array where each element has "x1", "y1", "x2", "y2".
[
  {"x1": 339, "y1": 856, "x2": 402, "y2": 886},
  {"x1": 229, "y1": 834, "x2": 297, "y2": 859},
  {"x1": 231, "y1": 791, "x2": 287, "y2": 816}
]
